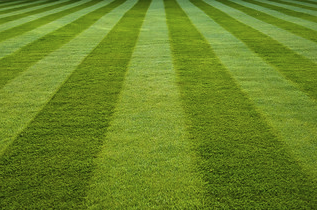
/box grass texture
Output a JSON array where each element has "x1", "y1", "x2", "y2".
[
  {"x1": 165, "y1": 0, "x2": 317, "y2": 208},
  {"x1": 0, "y1": 0, "x2": 135, "y2": 157},
  {"x1": 0, "y1": 0, "x2": 45, "y2": 14},
  {"x1": 196, "y1": 0, "x2": 317, "y2": 101},
  {"x1": 0, "y1": 0, "x2": 316, "y2": 209},
  {"x1": 182, "y1": 0, "x2": 317, "y2": 182},
  {"x1": 217, "y1": 0, "x2": 317, "y2": 42},
  {"x1": 0, "y1": 0, "x2": 149, "y2": 209},
  {"x1": 85, "y1": 0, "x2": 205, "y2": 208},
  {"x1": 0, "y1": 0, "x2": 103, "y2": 42},
  {"x1": 242, "y1": 0, "x2": 317, "y2": 22},
  {"x1": 0, "y1": 0, "x2": 125, "y2": 89},
  {"x1": 0, "y1": 0, "x2": 77, "y2": 24}
]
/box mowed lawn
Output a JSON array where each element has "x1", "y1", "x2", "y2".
[{"x1": 0, "y1": 0, "x2": 316, "y2": 209}]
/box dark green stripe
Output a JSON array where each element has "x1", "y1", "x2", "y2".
[
  {"x1": 0, "y1": 0, "x2": 149, "y2": 209},
  {"x1": 0, "y1": 0, "x2": 127, "y2": 89},
  {"x1": 0, "y1": 0, "x2": 42, "y2": 10},
  {"x1": 0, "y1": 0, "x2": 77, "y2": 24},
  {"x1": 217, "y1": 0, "x2": 317, "y2": 42},
  {"x1": 0, "y1": 0, "x2": 102, "y2": 42},
  {"x1": 292, "y1": 0, "x2": 317, "y2": 6},
  {"x1": 165, "y1": 0, "x2": 317, "y2": 208},
  {"x1": 193, "y1": 0, "x2": 317, "y2": 100},
  {"x1": 242, "y1": 0, "x2": 317, "y2": 22},
  {"x1": 268, "y1": 0, "x2": 317, "y2": 11},
  {"x1": 0, "y1": 0, "x2": 54, "y2": 15}
]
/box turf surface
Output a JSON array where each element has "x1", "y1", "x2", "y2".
[{"x1": 0, "y1": 0, "x2": 316, "y2": 208}]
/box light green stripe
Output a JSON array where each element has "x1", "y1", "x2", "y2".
[
  {"x1": 0, "y1": 1, "x2": 109, "y2": 59},
  {"x1": 232, "y1": 0, "x2": 317, "y2": 30},
  {"x1": 0, "y1": 0, "x2": 60, "y2": 19},
  {"x1": 254, "y1": 0, "x2": 317, "y2": 15},
  {"x1": 0, "y1": 0, "x2": 88, "y2": 33},
  {"x1": 86, "y1": 0, "x2": 205, "y2": 208},
  {"x1": 285, "y1": 0, "x2": 317, "y2": 8},
  {"x1": 0, "y1": 0, "x2": 43, "y2": 12},
  {"x1": 205, "y1": 0, "x2": 317, "y2": 63},
  {"x1": 0, "y1": 0, "x2": 136, "y2": 156},
  {"x1": 181, "y1": 0, "x2": 317, "y2": 179}
]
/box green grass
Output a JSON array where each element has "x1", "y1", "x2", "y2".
[
  {"x1": 0, "y1": 0, "x2": 125, "y2": 89},
  {"x1": 0, "y1": 0, "x2": 316, "y2": 208},
  {"x1": 242, "y1": 0, "x2": 317, "y2": 22},
  {"x1": 217, "y1": 0, "x2": 317, "y2": 42},
  {"x1": 0, "y1": 0, "x2": 135, "y2": 157},
  {"x1": 181, "y1": 0, "x2": 317, "y2": 181},
  {"x1": 0, "y1": 0, "x2": 45, "y2": 13},
  {"x1": 0, "y1": 0, "x2": 150, "y2": 208},
  {"x1": 0, "y1": 0, "x2": 103, "y2": 42},
  {"x1": 267, "y1": 0, "x2": 317, "y2": 11},
  {"x1": 194, "y1": 0, "x2": 317, "y2": 101},
  {"x1": 0, "y1": 0, "x2": 77, "y2": 24},
  {"x1": 165, "y1": 0, "x2": 317, "y2": 208},
  {"x1": 85, "y1": 0, "x2": 205, "y2": 208}
]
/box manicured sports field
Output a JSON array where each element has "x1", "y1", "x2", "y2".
[{"x1": 0, "y1": 0, "x2": 316, "y2": 209}]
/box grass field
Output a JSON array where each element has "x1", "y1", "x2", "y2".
[{"x1": 0, "y1": 0, "x2": 316, "y2": 209}]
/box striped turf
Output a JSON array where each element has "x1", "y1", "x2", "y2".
[
  {"x1": 217, "y1": 0, "x2": 317, "y2": 43},
  {"x1": 0, "y1": 0, "x2": 125, "y2": 89},
  {"x1": 0, "y1": 0, "x2": 103, "y2": 42},
  {"x1": 0, "y1": 0, "x2": 57, "y2": 17},
  {"x1": 0, "y1": 0, "x2": 316, "y2": 208},
  {"x1": 242, "y1": 0, "x2": 317, "y2": 22},
  {"x1": 0, "y1": 0, "x2": 112, "y2": 59},
  {"x1": 209, "y1": 0, "x2": 317, "y2": 63},
  {"x1": 196, "y1": 0, "x2": 317, "y2": 101},
  {"x1": 0, "y1": 0, "x2": 149, "y2": 209},
  {"x1": 0, "y1": 0, "x2": 78, "y2": 25},
  {"x1": 231, "y1": 0, "x2": 317, "y2": 31},
  {"x1": 257, "y1": 0, "x2": 317, "y2": 15},
  {"x1": 0, "y1": 0, "x2": 89, "y2": 33},
  {"x1": 166, "y1": 0, "x2": 317, "y2": 208},
  {"x1": 267, "y1": 0, "x2": 317, "y2": 11},
  {"x1": 85, "y1": 0, "x2": 205, "y2": 208},
  {"x1": 0, "y1": 0, "x2": 44, "y2": 14},
  {"x1": 184, "y1": 0, "x2": 317, "y2": 181},
  {"x1": 0, "y1": 0, "x2": 135, "y2": 157}
]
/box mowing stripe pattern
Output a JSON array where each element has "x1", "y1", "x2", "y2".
[
  {"x1": 85, "y1": 0, "x2": 205, "y2": 208},
  {"x1": 0, "y1": 0, "x2": 136, "y2": 156},
  {"x1": 0, "y1": 0, "x2": 125, "y2": 89},
  {"x1": 0, "y1": 0, "x2": 146, "y2": 208},
  {"x1": 0, "y1": 0, "x2": 316, "y2": 208},
  {"x1": 166, "y1": 0, "x2": 316, "y2": 208}
]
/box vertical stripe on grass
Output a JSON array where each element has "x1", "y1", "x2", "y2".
[
  {"x1": 0, "y1": 0, "x2": 103, "y2": 42},
  {"x1": 0, "y1": 0, "x2": 148, "y2": 209},
  {"x1": 267, "y1": 0, "x2": 317, "y2": 11},
  {"x1": 242, "y1": 0, "x2": 317, "y2": 22},
  {"x1": 166, "y1": 0, "x2": 317, "y2": 208},
  {"x1": 85, "y1": 0, "x2": 206, "y2": 208},
  {"x1": 257, "y1": 0, "x2": 317, "y2": 15},
  {"x1": 217, "y1": 0, "x2": 317, "y2": 43},
  {"x1": 0, "y1": 0, "x2": 111, "y2": 59},
  {"x1": 194, "y1": 0, "x2": 317, "y2": 100},
  {"x1": 0, "y1": 0, "x2": 77, "y2": 24},
  {"x1": 0, "y1": 0, "x2": 136, "y2": 157},
  {"x1": 0, "y1": 0, "x2": 58, "y2": 18},
  {"x1": 232, "y1": 0, "x2": 317, "y2": 31},
  {"x1": 0, "y1": 0, "x2": 44, "y2": 14},
  {"x1": 182, "y1": 0, "x2": 317, "y2": 181},
  {"x1": 208, "y1": 0, "x2": 317, "y2": 63},
  {"x1": 292, "y1": 0, "x2": 317, "y2": 7},
  {"x1": 0, "y1": 0, "x2": 126, "y2": 89},
  {"x1": 0, "y1": 0, "x2": 89, "y2": 32}
]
